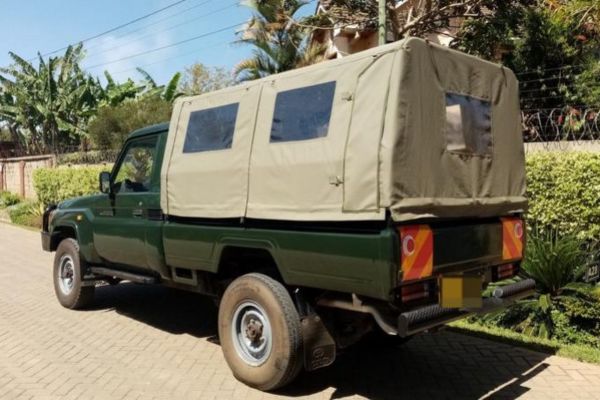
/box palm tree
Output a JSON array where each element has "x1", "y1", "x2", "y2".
[{"x1": 234, "y1": 0, "x2": 325, "y2": 81}]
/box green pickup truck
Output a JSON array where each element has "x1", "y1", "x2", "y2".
[{"x1": 41, "y1": 38, "x2": 534, "y2": 390}]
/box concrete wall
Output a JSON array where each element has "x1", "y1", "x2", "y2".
[
  {"x1": 0, "y1": 155, "x2": 55, "y2": 199},
  {"x1": 524, "y1": 141, "x2": 600, "y2": 153}
]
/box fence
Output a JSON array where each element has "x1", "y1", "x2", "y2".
[
  {"x1": 522, "y1": 107, "x2": 600, "y2": 143},
  {"x1": 0, "y1": 155, "x2": 56, "y2": 199}
]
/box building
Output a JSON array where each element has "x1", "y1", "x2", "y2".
[{"x1": 312, "y1": 0, "x2": 464, "y2": 59}]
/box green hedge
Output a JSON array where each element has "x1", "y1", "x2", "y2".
[
  {"x1": 33, "y1": 166, "x2": 109, "y2": 206},
  {"x1": 526, "y1": 152, "x2": 600, "y2": 242},
  {"x1": 30, "y1": 152, "x2": 600, "y2": 240}
]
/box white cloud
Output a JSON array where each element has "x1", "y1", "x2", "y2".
[{"x1": 82, "y1": 21, "x2": 176, "y2": 84}]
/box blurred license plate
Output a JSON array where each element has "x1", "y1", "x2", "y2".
[
  {"x1": 586, "y1": 264, "x2": 599, "y2": 283},
  {"x1": 440, "y1": 276, "x2": 482, "y2": 309}
]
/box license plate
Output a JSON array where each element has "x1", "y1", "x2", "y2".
[
  {"x1": 585, "y1": 264, "x2": 599, "y2": 283},
  {"x1": 440, "y1": 276, "x2": 482, "y2": 309}
]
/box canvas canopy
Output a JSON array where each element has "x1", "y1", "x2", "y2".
[{"x1": 161, "y1": 37, "x2": 526, "y2": 222}]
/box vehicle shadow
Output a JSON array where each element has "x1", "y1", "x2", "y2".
[
  {"x1": 92, "y1": 283, "x2": 218, "y2": 339},
  {"x1": 283, "y1": 333, "x2": 550, "y2": 399},
  {"x1": 92, "y1": 283, "x2": 551, "y2": 400}
]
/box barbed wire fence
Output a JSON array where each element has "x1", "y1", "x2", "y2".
[{"x1": 517, "y1": 65, "x2": 600, "y2": 144}]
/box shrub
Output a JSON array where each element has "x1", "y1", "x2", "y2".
[
  {"x1": 522, "y1": 229, "x2": 587, "y2": 296},
  {"x1": 526, "y1": 152, "x2": 600, "y2": 242},
  {"x1": 0, "y1": 191, "x2": 21, "y2": 208},
  {"x1": 33, "y1": 166, "x2": 109, "y2": 206},
  {"x1": 474, "y1": 231, "x2": 600, "y2": 346},
  {"x1": 7, "y1": 201, "x2": 43, "y2": 228}
]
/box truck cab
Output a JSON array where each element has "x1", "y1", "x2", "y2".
[{"x1": 41, "y1": 38, "x2": 535, "y2": 391}]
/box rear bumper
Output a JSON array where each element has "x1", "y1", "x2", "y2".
[
  {"x1": 317, "y1": 278, "x2": 536, "y2": 338},
  {"x1": 396, "y1": 279, "x2": 536, "y2": 337}
]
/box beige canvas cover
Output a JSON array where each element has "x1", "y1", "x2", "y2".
[{"x1": 161, "y1": 37, "x2": 526, "y2": 222}]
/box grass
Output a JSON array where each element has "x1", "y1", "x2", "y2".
[{"x1": 449, "y1": 320, "x2": 600, "y2": 365}]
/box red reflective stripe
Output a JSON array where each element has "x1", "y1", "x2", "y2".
[
  {"x1": 409, "y1": 233, "x2": 433, "y2": 279},
  {"x1": 401, "y1": 226, "x2": 433, "y2": 281},
  {"x1": 503, "y1": 224, "x2": 519, "y2": 257},
  {"x1": 502, "y1": 218, "x2": 523, "y2": 260}
]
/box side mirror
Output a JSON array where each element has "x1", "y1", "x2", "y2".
[{"x1": 99, "y1": 172, "x2": 111, "y2": 194}]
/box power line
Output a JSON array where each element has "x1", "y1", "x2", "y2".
[
  {"x1": 85, "y1": 22, "x2": 244, "y2": 70},
  {"x1": 110, "y1": 40, "x2": 233, "y2": 77},
  {"x1": 33, "y1": 0, "x2": 191, "y2": 60},
  {"x1": 85, "y1": 2, "x2": 238, "y2": 62},
  {"x1": 519, "y1": 75, "x2": 582, "y2": 85},
  {"x1": 84, "y1": 0, "x2": 218, "y2": 54},
  {"x1": 516, "y1": 64, "x2": 587, "y2": 77},
  {"x1": 519, "y1": 84, "x2": 580, "y2": 94}
]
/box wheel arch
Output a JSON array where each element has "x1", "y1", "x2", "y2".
[
  {"x1": 215, "y1": 242, "x2": 288, "y2": 284},
  {"x1": 50, "y1": 224, "x2": 79, "y2": 251}
]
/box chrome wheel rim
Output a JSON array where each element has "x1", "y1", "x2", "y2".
[
  {"x1": 231, "y1": 301, "x2": 272, "y2": 366},
  {"x1": 58, "y1": 255, "x2": 75, "y2": 295}
]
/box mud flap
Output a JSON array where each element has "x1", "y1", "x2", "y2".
[{"x1": 301, "y1": 314, "x2": 336, "y2": 371}]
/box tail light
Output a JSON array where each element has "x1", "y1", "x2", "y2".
[
  {"x1": 501, "y1": 217, "x2": 524, "y2": 261},
  {"x1": 399, "y1": 225, "x2": 434, "y2": 282},
  {"x1": 400, "y1": 280, "x2": 435, "y2": 304},
  {"x1": 493, "y1": 263, "x2": 519, "y2": 281}
]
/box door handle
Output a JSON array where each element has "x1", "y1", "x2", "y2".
[{"x1": 132, "y1": 209, "x2": 144, "y2": 218}]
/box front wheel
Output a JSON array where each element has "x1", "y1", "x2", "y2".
[
  {"x1": 53, "y1": 238, "x2": 95, "y2": 309},
  {"x1": 218, "y1": 273, "x2": 303, "y2": 391}
]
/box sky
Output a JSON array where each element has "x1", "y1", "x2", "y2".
[{"x1": 0, "y1": 0, "x2": 316, "y2": 85}]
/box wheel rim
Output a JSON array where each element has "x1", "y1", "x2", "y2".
[
  {"x1": 231, "y1": 301, "x2": 273, "y2": 366},
  {"x1": 58, "y1": 255, "x2": 75, "y2": 295}
]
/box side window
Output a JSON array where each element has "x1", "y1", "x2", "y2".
[
  {"x1": 183, "y1": 103, "x2": 239, "y2": 153},
  {"x1": 270, "y1": 81, "x2": 336, "y2": 143},
  {"x1": 113, "y1": 137, "x2": 157, "y2": 193},
  {"x1": 445, "y1": 93, "x2": 492, "y2": 156}
]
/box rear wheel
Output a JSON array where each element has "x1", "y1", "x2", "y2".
[
  {"x1": 218, "y1": 273, "x2": 303, "y2": 391},
  {"x1": 53, "y1": 238, "x2": 95, "y2": 309}
]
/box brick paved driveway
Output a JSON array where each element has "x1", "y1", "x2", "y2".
[{"x1": 1, "y1": 222, "x2": 600, "y2": 400}]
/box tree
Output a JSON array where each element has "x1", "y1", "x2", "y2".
[
  {"x1": 0, "y1": 44, "x2": 99, "y2": 154},
  {"x1": 307, "y1": 0, "x2": 513, "y2": 42},
  {"x1": 96, "y1": 71, "x2": 140, "y2": 107},
  {"x1": 179, "y1": 63, "x2": 234, "y2": 95},
  {"x1": 546, "y1": 0, "x2": 600, "y2": 34},
  {"x1": 455, "y1": 2, "x2": 600, "y2": 109},
  {"x1": 235, "y1": 0, "x2": 326, "y2": 81},
  {"x1": 135, "y1": 68, "x2": 183, "y2": 103},
  {"x1": 88, "y1": 95, "x2": 173, "y2": 150}
]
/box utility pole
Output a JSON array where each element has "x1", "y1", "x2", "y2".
[{"x1": 378, "y1": 0, "x2": 386, "y2": 45}]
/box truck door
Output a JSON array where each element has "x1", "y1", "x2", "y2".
[{"x1": 93, "y1": 135, "x2": 160, "y2": 270}]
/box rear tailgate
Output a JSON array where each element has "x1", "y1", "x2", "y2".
[{"x1": 398, "y1": 217, "x2": 524, "y2": 283}]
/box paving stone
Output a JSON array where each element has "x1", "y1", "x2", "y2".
[{"x1": 2, "y1": 222, "x2": 600, "y2": 399}]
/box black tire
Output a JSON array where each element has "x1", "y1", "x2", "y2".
[
  {"x1": 53, "y1": 238, "x2": 95, "y2": 309},
  {"x1": 218, "y1": 273, "x2": 303, "y2": 391}
]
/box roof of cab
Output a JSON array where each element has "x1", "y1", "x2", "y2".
[{"x1": 127, "y1": 122, "x2": 169, "y2": 141}]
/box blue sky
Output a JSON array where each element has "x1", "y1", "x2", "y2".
[{"x1": 0, "y1": 0, "x2": 316, "y2": 85}]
